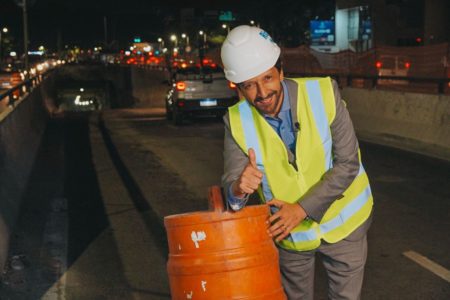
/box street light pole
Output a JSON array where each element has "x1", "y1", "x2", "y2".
[
  {"x1": 103, "y1": 16, "x2": 108, "y2": 48},
  {"x1": 158, "y1": 38, "x2": 165, "y2": 49},
  {"x1": 181, "y1": 33, "x2": 190, "y2": 47},
  {"x1": 170, "y1": 34, "x2": 177, "y2": 48},
  {"x1": 222, "y1": 24, "x2": 230, "y2": 34},
  {"x1": 0, "y1": 27, "x2": 8, "y2": 64},
  {"x1": 22, "y1": 0, "x2": 29, "y2": 78}
]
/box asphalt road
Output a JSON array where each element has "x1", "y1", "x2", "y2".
[
  {"x1": 1, "y1": 109, "x2": 449, "y2": 299},
  {"x1": 102, "y1": 109, "x2": 450, "y2": 299}
]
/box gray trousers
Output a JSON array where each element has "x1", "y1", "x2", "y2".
[{"x1": 278, "y1": 235, "x2": 368, "y2": 300}]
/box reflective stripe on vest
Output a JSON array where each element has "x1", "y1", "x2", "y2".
[
  {"x1": 239, "y1": 100, "x2": 274, "y2": 201},
  {"x1": 290, "y1": 179, "x2": 371, "y2": 242},
  {"x1": 305, "y1": 80, "x2": 333, "y2": 171}
]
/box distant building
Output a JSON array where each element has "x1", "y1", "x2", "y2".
[{"x1": 312, "y1": 0, "x2": 449, "y2": 53}]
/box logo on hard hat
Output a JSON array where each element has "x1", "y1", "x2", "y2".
[{"x1": 259, "y1": 31, "x2": 275, "y2": 43}]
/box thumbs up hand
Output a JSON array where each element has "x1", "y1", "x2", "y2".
[{"x1": 232, "y1": 148, "x2": 264, "y2": 198}]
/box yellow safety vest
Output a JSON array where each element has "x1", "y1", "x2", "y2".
[{"x1": 228, "y1": 77, "x2": 373, "y2": 251}]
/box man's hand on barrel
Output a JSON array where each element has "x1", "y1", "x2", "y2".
[
  {"x1": 232, "y1": 148, "x2": 264, "y2": 198},
  {"x1": 267, "y1": 200, "x2": 307, "y2": 242}
]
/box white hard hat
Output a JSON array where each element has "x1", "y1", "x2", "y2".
[{"x1": 221, "y1": 25, "x2": 280, "y2": 83}]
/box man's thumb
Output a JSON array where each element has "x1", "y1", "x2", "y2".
[{"x1": 248, "y1": 148, "x2": 257, "y2": 168}]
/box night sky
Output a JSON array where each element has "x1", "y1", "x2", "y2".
[{"x1": 0, "y1": 0, "x2": 335, "y2": 52}]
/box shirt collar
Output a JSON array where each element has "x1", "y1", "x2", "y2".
[{"x1": 280, "y1": 80, "x2": 290, "y2": 113}]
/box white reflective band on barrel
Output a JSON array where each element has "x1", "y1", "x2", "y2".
[
  {"x1": 239, "y1": 101, "x2": 274, "y2": 201},
  {"x1": 290, "y1": 184, "x2": 371, "y2": 242},
  {"x1": 305, "y1": 80, "x2": 333, "y2": 171}
]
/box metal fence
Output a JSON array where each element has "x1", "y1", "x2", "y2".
[
  {"x1": 0, "y1": 71, "x2": 53, "y2": 114},
  {"x1": 207, "y1": 43, "x2": 450, "y2": 94}
]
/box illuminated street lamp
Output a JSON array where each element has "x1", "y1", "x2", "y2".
[
  {"x1": 199, "y1": 30, "x2": 207, "y2": 44},
  {"x1": 198, "y1": 30, "x2": 208, "y2": 65},
  {"x1": 222, "y1": 24, "x2": 230, "y2": 34},
  {"x1": 0, "y1": 27, "x2": 9, "y2": 63},
  {"x1": 181, "y1": 33, "x2": 190, "y2": 46},
  {"x1": 157, "y1": 37, "x2": 164, "y2": 49},
  {"x1": 250, "y1": 20, "x2": 255, "y2": 25},
  {"x1": 170, "y1": 34, "x2": 177, "y2": 47}
]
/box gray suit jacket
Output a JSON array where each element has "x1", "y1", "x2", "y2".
[{"x1": 222, "y1": 78, "x2": 371, "y2": 239}]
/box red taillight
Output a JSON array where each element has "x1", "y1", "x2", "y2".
[
  {"x1": 176, "y1": 81, "x2": 186, "y2": 91},
  {"x1": 177, "y1": 101, "x2": 185, "y2": 107},
  {"x1": 228, "y1": 81, "x2": 237, "y2": 89},
  {"x1": 375, "y1": 61, "x2": 382, "y2": 69},
  {"x1": 404, "y1": 62, "x2": 411, "y2": 69},
  {"x1": 202, "y1": 58, "x2": 209, "y2": 65}
]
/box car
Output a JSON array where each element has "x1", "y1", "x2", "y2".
[
  {"x1": 376, "y1": 55, "x2": 411, "y2": 85},
  {"x1": 165, "y1": 63, "x2": 239, "y2": 125},
  {"x1": 0, "y1": 70, "x2": 23, "y2": 89}
]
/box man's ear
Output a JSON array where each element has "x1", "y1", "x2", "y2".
[
  {"x1": 236, "y1": 86, "x2": 245, "y2": 100},
  {"x1": 280, "y1": 69, "x2": 284, "y2": 81}
]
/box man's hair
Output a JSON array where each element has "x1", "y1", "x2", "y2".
[
  {"x1": 274, "y1": 57, "x2": 282, "y2": 73},
  {"x1": 237, "y1": 57, "x2": 283, "y2": 88}
]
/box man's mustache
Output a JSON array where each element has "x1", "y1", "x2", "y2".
[{"x1": 255, "y1": 91, "x2": 276, "y2": 103}]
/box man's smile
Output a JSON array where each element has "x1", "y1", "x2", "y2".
[{"x1": 255, "y1": 91, "x2": 276, "y2": 105}]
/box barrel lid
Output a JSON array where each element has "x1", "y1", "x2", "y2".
[
  {"x1": 164, "y1": 204, "x2": 268, "y2": 227},
  {"x1": 164, "y1": 186, "x2": 269, "y2": 227}
]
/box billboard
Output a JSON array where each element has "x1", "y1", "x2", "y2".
[{"x1": 310, "y1": 20, "x2": 335, "y2": 45}]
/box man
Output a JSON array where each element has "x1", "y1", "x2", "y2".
[{"x1": 221, "y1": 25, "x2": 373, "y2": 300}]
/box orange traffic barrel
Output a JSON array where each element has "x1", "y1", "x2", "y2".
[{"x1": 164, "y1": 186, "x2": 286, "y2": 300}]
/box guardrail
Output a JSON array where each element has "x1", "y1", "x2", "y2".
[
  {"x1": 285, "y1": 73, "x2": 450, "y2": 95},
  {"x1": 0, "y1": 70, "x2": 54, "y2": 109}
]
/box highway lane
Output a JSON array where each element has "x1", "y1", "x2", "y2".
[
  {"x1": 103, "y1": 109, "x2": 450, "y2": 299},
  {"x1": 1, "y1": 109, "x2": 448, "y2": 299}
]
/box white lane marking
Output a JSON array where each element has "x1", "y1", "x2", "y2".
[{"x1": 403, "y1": 250, "x2": 450, "y2": 283}]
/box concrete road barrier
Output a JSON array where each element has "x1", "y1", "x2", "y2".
[
  {"x1": 0, "y1": 76, "x2": 54, "y2": 269},
  {"x1": 342, "y1": 87, "x2": 450, "y2": 161}
]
